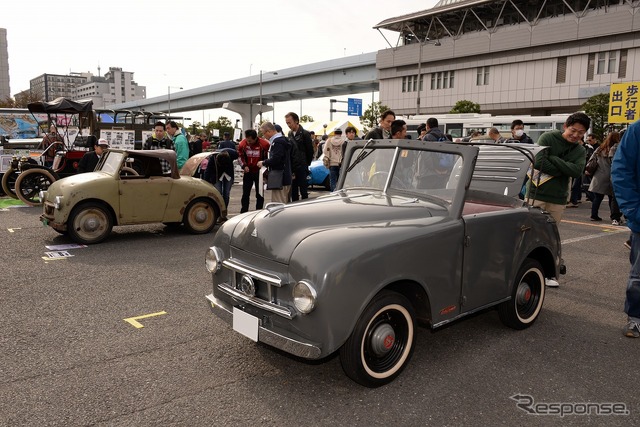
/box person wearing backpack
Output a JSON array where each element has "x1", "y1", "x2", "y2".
[
  {"x1": 285, "y1": 112, "x2": 314, "y2": 201},
  {"x1": 422, "y1": 117, "x2": 447, "y2": 142}
]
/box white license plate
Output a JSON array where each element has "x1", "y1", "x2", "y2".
[{"x1": 233, "y1": 307, "x2": 259, "y2": 342}]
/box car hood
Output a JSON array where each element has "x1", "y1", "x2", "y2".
[
  {"x1": 46, "y1": 171, "x2": 113, "y2": 194},
  {"x1": 229, "y1": 192, "x2": 449, "y2": 264}
]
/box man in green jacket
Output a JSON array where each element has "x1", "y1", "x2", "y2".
[
  {"x1": 166, "y1": 121, "x2": 189, "y2": 170},
  {"x1": 527, "y1": 112, "x2": 590, "y2": 222},
  {"x1": 526, "y1": 112, "x2": 590, "y2": 288}
]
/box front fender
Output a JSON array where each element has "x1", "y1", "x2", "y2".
[{"x1": 287, "y1": 218, "x2": 463, "y2": 357}]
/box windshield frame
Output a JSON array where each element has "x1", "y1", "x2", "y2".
[{"x1": 340, "y1": 139, "x2": 479, "y2": 218}]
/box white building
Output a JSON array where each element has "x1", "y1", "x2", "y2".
[
  {"x1": 374, "y1": 0, "x2": 640, "y2": 117},
  {"x1": 30, "y1": 67, "x2": 146, "y2": 107},
  {"x1": 74, "y1": 67, "x2": 146, "y2": 108}
]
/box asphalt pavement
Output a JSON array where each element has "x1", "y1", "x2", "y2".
[{"x1": 0, "y1": 188, "x2": 638, "y2": 426}]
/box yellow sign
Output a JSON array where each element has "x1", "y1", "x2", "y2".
[
  {"x1": 124, "y1": 311, "x2": 167, "y2": 328},
  {"x1": 609, "y1": 82, "x2": 640, "y2": 123}
]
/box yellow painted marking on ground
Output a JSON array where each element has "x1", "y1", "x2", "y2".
[
  {"x1": 124, "y1": 311, "x2": 167, "y2": 329},
  {"x1": 561, "y1": 219, "x2": 624, "y2": 231},
  {"x1": 41, "y1": 257, "x2": 67, "y2": 261},
  {"x1": 7, "y1": 228, "x2": 22, "y2": 233}
]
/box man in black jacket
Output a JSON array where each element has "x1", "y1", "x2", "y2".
[
  {"x1": 78, "y1": 138, "x2": 109, "y2": 173},
  {"x1": 423, "y1": 117, "x2": 447, "y2": 141},
  {"x1": 258, "y1": 122, "x2": 292, "y2": 204},
  {"x1": 285, "y1": 112, "x2": 313, "y2": 201},
  {"x1": 365, "y1": 110, "x2": 395, "y2": 139},
  {"x1": 507, "y1": 119, "x2": 534, "y2": 144}
]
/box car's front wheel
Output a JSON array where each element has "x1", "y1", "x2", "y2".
[
  {"x1": 339, "y1": 290, "x2": 416, "y2": 387},
  {"x1": 67, "y1": 202, "x2": 113, "y2": 245},
  {"x1": 498, "y1": 258, "x2": 545, "y2": 329},
  {"x1": 182, "y1": 198, "x2": 217, "y2": 234}
]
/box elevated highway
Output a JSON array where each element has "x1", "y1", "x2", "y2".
[{"x1": 110, "y1": 52, "x2": 378, "y2": 127}]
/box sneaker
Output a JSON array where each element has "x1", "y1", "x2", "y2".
[
  {"x1": 623, "y1": 321, "x2": 640, "y2": 338},
  {"x1": 590, "y1": 216, "x2": 602, "y2": 221},
  {"x1": 566, "y1": 202, "x2": 579, "y2": 208},
  {"x1": 624, "y1": 240, "x2": 631, "y2": 250},
  {"x1": 545, "y1": 278, "x2": 560, "y2": 288},
  {"x1": 612, "y1": 220, "x2": 620, "y2": 226}
]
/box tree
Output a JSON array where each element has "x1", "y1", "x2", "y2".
[
  {"x1": 206, "y1": 116, "x2": 234, "y2": 139},
  {"x1": 190, "y1": 121, "x2": 202, "y2": 135},
  {"x1": 360, "y1": 101, "x2": 390, "y2": 132},
  {"x1": 300, "y1": 115, "x2": 314, "y2": 123},
  {"x1": 450, "y1": 100, "x2": 481, "y2": 114},
  {"x1": 14, "y1": 91, "x2": 41, "y2": 108},
  {"x1": 581, "y1": 93, "x2": 609, "y2": 141},
  {"x1": 0, "y1": 96, "x2": 15, "y2": 108}
]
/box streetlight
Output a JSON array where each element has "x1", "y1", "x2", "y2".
[
  {"x1": 259, "y1": 70, "x2": 278, "y2": 123},
  {"x1": 167, "y1": 86, "x2": 182, "y2": 119},
  {"x1": 416, "y1": 37, "x2": 441, "y2": 115}
]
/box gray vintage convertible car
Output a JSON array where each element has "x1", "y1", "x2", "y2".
[{"x1": 205, "y1": 140, "x2": 563, "y2": 387}]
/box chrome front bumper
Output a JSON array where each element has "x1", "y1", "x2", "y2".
[{"x1": 205, "y1": 293, "x2": 321, "y2": 359}]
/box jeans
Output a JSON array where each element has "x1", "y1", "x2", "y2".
[
  {"x1": 215, "y1": 176, "x2": 234, "y2": 207},
  {"x1": 240, "y1": 171, "x2": 263, "y2": 213},
  {"x1": 625, "y1": 232, "x2": 640, "y2": 321},
  {"x1": 291, "y1": 166, "x2": 309, "y2": 201},
  {"x1": 329, "y1": 166, "x2": 340, "y2": 191}
]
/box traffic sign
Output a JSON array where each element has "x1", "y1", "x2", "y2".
[{"x1": 348, "y1": 98, "x2": 362, "y2": 116}]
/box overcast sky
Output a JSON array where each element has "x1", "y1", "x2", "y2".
[{"x1": 3, "y1": 0, "x2": 439, "y2": 128}]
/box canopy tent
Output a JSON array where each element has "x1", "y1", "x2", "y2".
[
  {"x1": 27, "y1": 98, "x2": 94, "y2": 115},
  {"x1": 299, "y1": 120, "x2": 363, "y2": 137}
]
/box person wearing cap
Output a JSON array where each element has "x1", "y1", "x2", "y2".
[
  {"x1": 219, "y1": 131, "x2": 235, "y2": 150},
  {"x1": 323, "y1": 128, "x2": 346, "y2": 191},
  {"x1": 78, "y1": 137, "x2": 109, "y2": 173}
]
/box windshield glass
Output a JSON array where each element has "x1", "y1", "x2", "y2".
[
  {"x1": 98, "y1": 151, "x2": 124, "y2": 175},
  {"x1": 343, "y1": 146, "x2": 462, "y2": 203}
]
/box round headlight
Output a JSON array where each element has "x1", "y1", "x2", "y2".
[
  {"x1": 205, "y1": 246, "x2": 224, "y2": 273},
  {"x1": 293, "y1": 281, "x2": 317, "y2": 314}
]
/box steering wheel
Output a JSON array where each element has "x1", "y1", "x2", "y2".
[
  {"x1": 120, "y1": 166, "x2": 139, "y2": 177},
  {"x1": 369, "y1": 171, "x2": 407, "y2": 189}
]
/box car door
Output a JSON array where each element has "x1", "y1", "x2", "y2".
[
  {"x1": 118, "y1": 176, "x2": 172, "y2": 223},
  {"x1": 460, "y1": 208, "x2": 530, "y2": 312}
]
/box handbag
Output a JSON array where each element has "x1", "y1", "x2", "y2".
[
  {"x1": 585, "y1": 150, "x2": 599, "y2": 176},
  {"x1": 266, "y1": 169, "x2": 284, "y2": 190}
]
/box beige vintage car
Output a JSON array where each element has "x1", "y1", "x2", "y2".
[{"x1": 40, "y1": 149, "x2": 227, "y2": 244}]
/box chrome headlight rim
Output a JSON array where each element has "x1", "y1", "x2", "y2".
[
  {"x1": 205, "y1": 246, "x2": 225, "y2": 273},
  {"x1": 293, "y1": 280, "x2": 317, "y2": 314}
]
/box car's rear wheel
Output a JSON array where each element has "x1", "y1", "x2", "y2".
[
  {"x1": 1, "y1": 168, "x2": 19, "y2": 199},
  {"x1": 183, "y1": 198, "x2": 217, "y2": 234},
  {"x1": 67, "y1": 202, "x2": 113, "y2": 245},
  {"x1": 498, "y1": 258, "x2": 545, "y2": 329},
  {"x1": 15, "y1": 168, "x2": 56, "y2": 206},
  {"x1": 339, "y1": 290, "x2": 416, "y2": 387}
]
